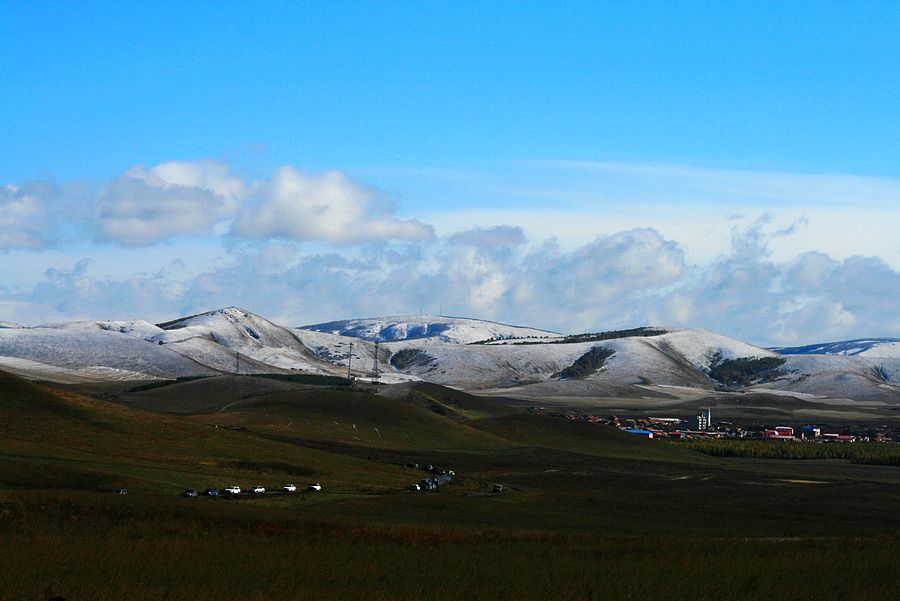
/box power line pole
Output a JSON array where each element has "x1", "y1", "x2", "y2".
[{"x1": 346, "y1": 342, "x2": 352, "y2": 381}]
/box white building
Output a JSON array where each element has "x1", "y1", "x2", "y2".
[{"x1": 691, "y1": 407, "x2": 712, "y2": 430}]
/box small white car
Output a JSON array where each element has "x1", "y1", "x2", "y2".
[
  {"x1": 250, "y1": 485, "x2": 265, "y2": 494},
  {"x1": 307, "y1": 483, "x2": 322, "y2": 492},
  {"x1": 283, "y1": 484, "x2": 297, "y2": 492},
  {"x1": 224, "y1": 485, "x2": 241, "y2": 495}
]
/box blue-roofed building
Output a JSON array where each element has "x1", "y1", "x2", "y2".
[{"x1": 623, "y1": 429, "x2": 654, "y2": 439}]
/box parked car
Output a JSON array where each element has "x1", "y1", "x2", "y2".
[
  {"x1": 283, "y1": 483, "x2": 297, "y2": 492},
  {"x1": 408, "y1": 484, "x2": 421, "y2": 492},
  {"x1": 182, "y1": 489, "x2": 198, "y2": 497},
  {"x1": 224, "y1": 485, "x2": 241, "y2": 495},
  {"x1": 307, "y1": 483, "x2": 322, "y2": 492},
  {"x1": 492, "y1": 484, "x2": 504, "y2": 494},
  {"x1": 114, "y1": 488, "x2": 128, "y2": 495},
  {"x1": 250, "y1": 485, "x2": 265, "y2": 494},
  {"x1": 204, "y1": 487, "x2": 219, "y2": 497}
]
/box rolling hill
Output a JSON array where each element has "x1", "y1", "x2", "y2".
[
  {"x1": 0, "y1": 307, "x2": 898, "y2": 407},
  {"x1": 0, "y1": 369, "x2": 410, "y2": 493}
]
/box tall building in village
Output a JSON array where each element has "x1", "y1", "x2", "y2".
[{"x1": 691, "y1": 407, "x2": 712, "y2": 430}]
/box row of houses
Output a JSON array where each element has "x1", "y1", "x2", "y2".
[{"x1": 527, "y1": 406, "x2": 900, "y2": 443}]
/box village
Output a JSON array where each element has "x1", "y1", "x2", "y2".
[{"x1": 527, "y1": 406, "x2": 900, "y2": 443}]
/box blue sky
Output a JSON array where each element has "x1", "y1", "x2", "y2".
[{"x1": 1, "y1": 1, "x2": 898, "y2": 345}]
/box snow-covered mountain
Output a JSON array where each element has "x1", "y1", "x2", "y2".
[
  {"x1": 772, "y1": 338, "x2": 900, "y2": 359},
  {"x1": 0, "y1": 319, "x2": 216, "y2": 382},
  {"x1": 0, "y1": 308, "x2": 347, "y2": 382},
  {"x1": 0, "y1": 307, "x2": 897, "y2": 405},
  {"x1": 299, "y1": 314, "x2": 560, "y2": 345},
  {"x1": 152, "y1": 307, "x2": 338, "y2": 374},
  {"x1": 376, "y1": 327, "x2": 778, "y2": 392}
]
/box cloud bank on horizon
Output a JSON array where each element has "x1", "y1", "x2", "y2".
[{"x1": 1, "y1": 158, "x2": 898, "y2": 347}]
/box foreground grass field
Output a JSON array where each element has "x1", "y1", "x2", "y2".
[
  {"x1": 2, "y1": 371, "x2": 899, "y2": 600},
  {"x1": 2, "y1": 492, "x2": 898, "y2": 601}
]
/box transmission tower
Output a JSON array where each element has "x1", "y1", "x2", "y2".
[{"x1": 346, "y1": 342, "x2": 353, "y2": 381}]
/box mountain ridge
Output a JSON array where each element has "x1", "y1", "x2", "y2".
[{"x1": 0, "y1": 307, "x2": 897, "y2": 406}]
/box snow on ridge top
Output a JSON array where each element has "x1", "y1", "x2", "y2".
[
  {"x1": 299, "y1": 314, "x2": 560, "y2": 344},
  {"x1": 649, "y1": 328, "x2": 776, "y2": 371},
  {"x1": 0, "y1": 321, "x2": 23, "y2": 329},
  {"x1": 154, "y1": 306, "x2": 284, "y2": 345},
  {"x1": 772, "y1": 338, "x2": 900, "y2": 359},
  {"x1": 157, "y1": 306, "x2": 257, "y2": 329}
]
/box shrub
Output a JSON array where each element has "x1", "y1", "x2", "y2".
[
  {"x1": 707, "y1": 354, "x2": 786, "y2": 387},
  {"x1": 390, "y1": 349, "x2": 436, "y2": 370},
  {"x1": 554, "y1": 346, "x2": 615, "y2": 380}
]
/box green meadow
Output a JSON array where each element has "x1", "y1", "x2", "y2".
[{"x1": 1, "y1": 371, "x2": 899, "y2": 600}]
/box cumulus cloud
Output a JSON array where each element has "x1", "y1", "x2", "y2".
[
  {"x1": 0, "y1": 181, "x2": 56, "y2": 250},
  {"x1": 88, "y1": 160, "x2": 431, "y2": 247},
  {"x1": 232, "y1": 167, "x2": 434, "y2": 244},
  {"x1": 95, "y1": 160, "x2": 246, "y2": 246},
  {"x1": 3, "y1": 208, "x2": 898, "y2": 346},
  {"x1": 667, "y1": 222, "x2": 900, "y2": 344},
  {"x1": 448, "y1": 226, "x2": 526, "y2": 249}
]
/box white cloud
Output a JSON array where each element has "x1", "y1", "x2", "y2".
[
  {"x1": 134, "y1": 161, "x2": 247, "y2": 206},
  {"x1": 88, "y1": 160, "x2": 432, "y2": 247},
  {"x1": 232, "y1": 167, "x2": 434, "y2": 244},
  {"x1": 3, "y1": 222, "x2": 898, "y2": 346},
  {"x1": 3, "y1": 160, "x2": 899, "y2": 345},
  {"x1": 95, "y1": 160, "x2": 246, "y2": 246},
  {"x1": 0, "y1": 181, "x2": 55, "y2": 250},
  {"x1": 420, "y1": 205, "x2": 900, "y2": 270}
]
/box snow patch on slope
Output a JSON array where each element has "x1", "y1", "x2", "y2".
[{"x1": 0, "y1": 355, "x2": 161, "y2": 383}]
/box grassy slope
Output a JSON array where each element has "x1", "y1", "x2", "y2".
[
  {"x1": 401, "y1": 381, "x2": 519, "y2": 420},
  {"x1": 103, "y1": 375, "x2": 516, "y2": 451},
  {"x1": 188, "y1": 387, "x2": 512, "y2": 451},
  {"x1": 3, "y1": 370, "x2": 900, "y2": 600},
  {"x1": 0, "y1": 370, "x2": 409, "y2": 493}
]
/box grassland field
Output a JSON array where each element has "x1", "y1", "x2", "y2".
[{"x1": 1, "y1": 371, "x2": 899, "y2": 600}]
